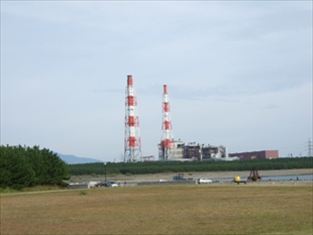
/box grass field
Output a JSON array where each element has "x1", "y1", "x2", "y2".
[{"x1": 1, "y1": 185, "x2": 312, "y2": 235}]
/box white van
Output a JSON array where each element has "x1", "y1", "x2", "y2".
[
  {"x1": 198, "y1": 178, "x2": 213, "y2": 184},
  {"x1": 88, "y1": 181, "x2": 101, "y2": 189}
]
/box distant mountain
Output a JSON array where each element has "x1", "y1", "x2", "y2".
[{"x1": 57, "y1": 153, "x2": 101, "y2": 164}]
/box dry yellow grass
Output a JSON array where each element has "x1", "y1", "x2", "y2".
[{"x1": 1, "y1": 185, "x2": 312, "y2": 235}]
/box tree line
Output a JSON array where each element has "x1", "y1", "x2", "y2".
[
  {"x1": 0, "y1": 145, "x2": 68, "y2": 189},
  {"x1": 68, "y1": 157, "x2": 313, "y2": 175}
]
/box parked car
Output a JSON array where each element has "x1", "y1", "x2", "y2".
[
  {"x1": 110, "y1": 182, "x2": 119, "y2": 187},
  {"x1": 197, "y1": 178, "x2": 213, "y2": 184},
  {"x1": 101, "y1": 181, "x2": 120, "y2": 187},
  {"x1": 172, "y1": 173, "x2": 186, "y2": 181}
]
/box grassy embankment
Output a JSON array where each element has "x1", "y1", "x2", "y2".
[{"x1": 1, "y1": 185, "x2": 312, "y2": 235}]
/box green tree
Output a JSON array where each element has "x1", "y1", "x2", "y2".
[{"x1": 0, "y1": 145, "x2": 68, "y2": 189}]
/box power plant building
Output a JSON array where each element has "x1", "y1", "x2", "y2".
[
  {"x1": 202, "y1": 145, "x2": 226, "y2": 160},
  {"x1": 184, "y1": 142, "x2": 201, "y2": 160},
  {"x1": 228, "y1": 150, "x2": 279, "y2": 160},
  {"x1": 158, "y1": 140, "x2": 226, "y2": 161},
  {"x1": 159, "y1": 139, "x2": 185, "y2": 161}
]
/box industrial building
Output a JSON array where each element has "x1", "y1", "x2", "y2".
[
  {"x1": 184, "y1": 142, "x2": 201, "y2": 160},
  {"x1": 228, "y1": 150, "x2": 279, "y2": 160},
  {"x1": 201, "y1": 145, "x2": 226, "y2": 160},
  {"x1": 158, "y1": 140, "x2": 226, "y2": 161},
  {"x1": 159, "y1": 139, "x2": 184, "y2": 161}
]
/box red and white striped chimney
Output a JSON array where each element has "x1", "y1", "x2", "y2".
[
  {"x1": 124, "y1": 75, "x2": 141, "y2": 162},
  {"x1": 160, "y1": 84, "x2": 173, "y2": 160}
]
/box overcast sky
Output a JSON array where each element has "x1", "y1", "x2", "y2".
[{"x1": 1, "y1": 1, "x2": 312, "y2": 161}]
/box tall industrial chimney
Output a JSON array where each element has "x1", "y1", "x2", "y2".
[
  {"x1": 124, "y1": 75, "x2": 141, "y2": 162},
  {"x1": 160, "y1": 84, "x2": 173, "y2": 160}
]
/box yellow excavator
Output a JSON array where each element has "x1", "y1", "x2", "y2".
[
  {"x1": 234, "y1": 169, "x2": 261, "y2": 184},
  {"x1": 233, "y1": 176, "x2": 247, "y2": 184}
]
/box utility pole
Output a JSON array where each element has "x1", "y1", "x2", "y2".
[
  {"x1": 308, "y1": 138, "x2": 313, "y2": 157},
  {"x1": 104, "y1": 162, "x2": 107, "y2": 184}
]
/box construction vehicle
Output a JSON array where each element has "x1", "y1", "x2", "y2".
[
  {"x1": 233, "y1": 176, "x2": 247, "y2": 184},
  {"x1": 247, "y1": 169, "x2": 261, "y2": 182}
]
